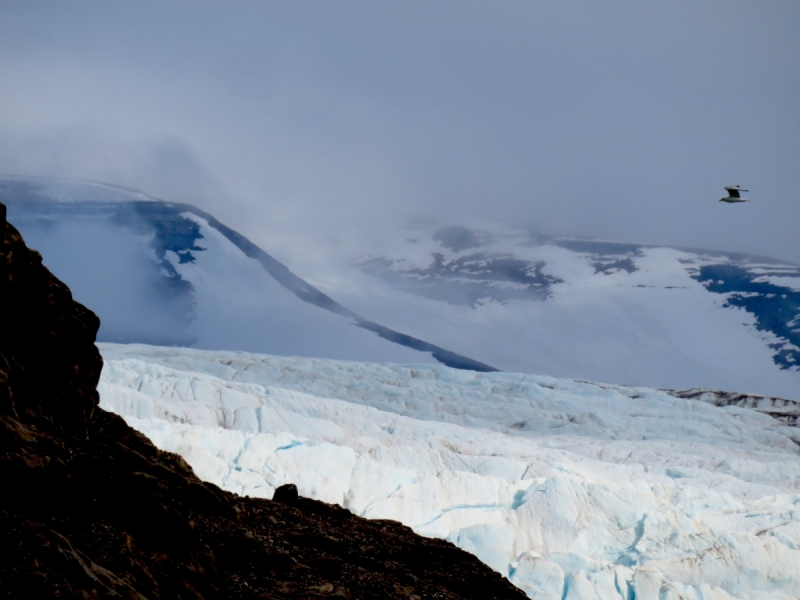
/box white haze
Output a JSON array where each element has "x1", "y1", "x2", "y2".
[
  {"x1": 14, "y1": 216, "x2": 197, "y2": 346},
  {"x1": 0, "y1": 1, "x2": 798, "y2": 280}
]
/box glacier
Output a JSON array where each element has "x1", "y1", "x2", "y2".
[{"x1": 98, "y1": 343, "x2": 800, "y2": 599}]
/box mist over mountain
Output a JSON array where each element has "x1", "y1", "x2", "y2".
[
  {"x1": 341, "y1": 221, "x2": 800, "y2": 400},
  {"x1": 3, "y1": 175, "x2": 799, "y2": 401},
  {"x1": 3, "y1": 5, "x2": 800, "y2": 598},
  {"x1": 0, "y1": 175, "x2": 493, "y2": 371}
]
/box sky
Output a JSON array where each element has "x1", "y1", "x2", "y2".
[{"x1": 1, "y1": 1, "x2": 798, "y2": 270}]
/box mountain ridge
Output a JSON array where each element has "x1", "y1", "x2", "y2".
[
  {"x1": 3, "y1": 175, "x2": 799, "y2": 399},
  {"x1": 0, "y1": 176, "x2": 495, "y2": 371}
]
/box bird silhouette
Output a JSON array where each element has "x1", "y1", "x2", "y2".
[{"x1": 719, "y1": 185, "x2": 749, "y2": 203}]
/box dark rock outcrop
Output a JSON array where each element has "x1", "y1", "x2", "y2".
[
  {"x1": 664, "y1": 388, "x2": 800, "y2": 427},
  {"x1": 0, "y1": 203, "x2": 525, "y2": 599}
]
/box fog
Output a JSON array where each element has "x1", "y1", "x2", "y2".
[
  {"x1": 12, "y1": 213, "x2": 197, "y2": 346},
  {"x1": 1, "y1": 1, "x2": 798, "y2": 276}
]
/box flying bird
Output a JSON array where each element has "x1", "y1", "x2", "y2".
[{"x1": 719, "y1": 185, "x2": 749, "y2": 203}]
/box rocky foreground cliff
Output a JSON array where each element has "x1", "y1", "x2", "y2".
[{"x1": 0, "y1": 202, "x2": 525, "y2": 599}]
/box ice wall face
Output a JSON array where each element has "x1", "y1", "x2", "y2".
[{"x1": 99, "y1": 343, "x2": 800, "y2": 600}]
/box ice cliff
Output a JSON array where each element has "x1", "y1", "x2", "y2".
[{"x1": 99, "y1": 343, "x2": 800, "y2": 600}]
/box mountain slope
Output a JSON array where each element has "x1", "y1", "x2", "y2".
[
  {"x1": 0, "y1": 176, "x2": 493, "y2": 371},
  {"x1": 5, "y1": 175, "x2": 799, "y2": 400},
  {"x1": 340, "y1": 223, "x2": 800, "y2": 400}
]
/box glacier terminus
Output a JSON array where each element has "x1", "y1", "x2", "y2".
[{"x1": 99, "y1": 343, "x2": 800, "y2": 600}]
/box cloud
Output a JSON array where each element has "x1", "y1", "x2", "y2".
[
  {"x1": 0, "y1": 1, "x2": 798, "y2": 270},
  {"x1": 0, "y1": 128, "x2": 225, "y2": 207},
  {"x1": 10, "y1": 210, "x2": 196, "y2": 346}
]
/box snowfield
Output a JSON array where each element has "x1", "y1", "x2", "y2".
[
  {"x1": 342, "y1": 222, "x2": 800, "y2": 401},
  {"x1": 98, "y1": 343, "x2": 800, "y2": 599},
  {"x1": 6, "y1": 176, "x2": 800, "y2": 399}
]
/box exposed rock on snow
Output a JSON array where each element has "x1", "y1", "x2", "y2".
[
  {"x1": 666, "y1": 388, "x2": 800, "y2": 429},
  {"x1": 350, "y1": 222, "x2": 800, "y2": 400},
  {"x1": 99, "y1": 343, "x2": 800, "y2": 600}
]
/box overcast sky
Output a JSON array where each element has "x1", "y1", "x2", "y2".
[{"x1": 1, "y1": 1, "x2": 798, "y2": 267}]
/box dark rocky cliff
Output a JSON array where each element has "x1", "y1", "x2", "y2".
[{"x1": 0, "y1": 202, "x2": 525, "y2": 600}]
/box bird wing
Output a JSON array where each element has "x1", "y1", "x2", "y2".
[{"x1": 725, "y1": 186, "x2": 741, "y2": 198}]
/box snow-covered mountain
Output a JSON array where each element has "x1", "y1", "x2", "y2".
[
  {"x1": 337, "y1": 222, "x2": 800, "y2": 400},
  {"x1": 3, "y1": 174, "x2": 799, "y2": 401},
  {"x1": 98, "y1": 342, "x2": 800, "y2": 600},
  {"x1": 8, "y1": 174, "x2": 800, "y2": 597},
  {"x1": 0, "y1": 176, "x2": 491, "y2": 370}
]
